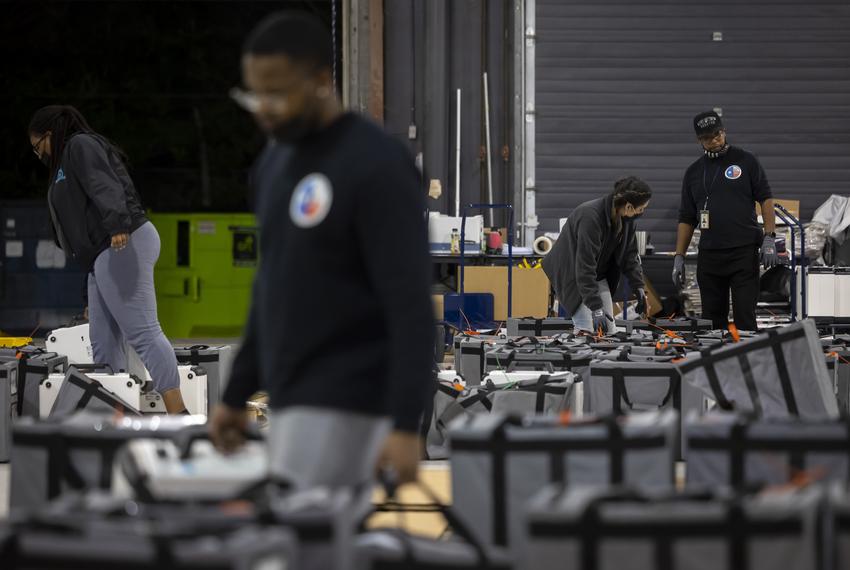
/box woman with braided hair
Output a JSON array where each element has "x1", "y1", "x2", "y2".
[
  {"x1": 29, "y1": 105, "x2": 187, "y2": 413},
  {"x1": 542, "y1": 176, "x2": 653, "y2": 335}
]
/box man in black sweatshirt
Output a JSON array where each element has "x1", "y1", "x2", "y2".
[
  {"x1": 672, "y1": 111, "x2": 777, "y2": 331},
  {"x1": 209, "y1": 12, "x2": 434, "y2": 488}
]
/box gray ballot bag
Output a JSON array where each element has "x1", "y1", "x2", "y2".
[
  {"x1": 484, "y1": 345, "x2": 592, "y2": 384},
  {"x1": 506, "y1": 317, "x2": 574, "y2": 337},
  {"x1": 0, "y1": 348, "x2": 67, "y2": 419},
  {"x1": 0, "y1": 360, "x2": 18, "y2": 463},
  {"x1": 173, "y1": 344, "x2": 233, "y2": 411},
  {"x1": 424, "y1": 382, "x2": 493, "y2": 460},
  {"x1": 521, "y1": 485, "x2": 825, "y2": 570},
  {"x1": 356, "y1": 483, "x2": 512, "y2": 570},
  {"x1": 830, "y1": 482, "x2": 850, "y2": 570},
  {"x1": 587, "y1": 359, "x2": 704, "y2": 458},
  {"x1": 11, "y1": 413, "x2": 207, "y2": 510},
  {"x1": 615, "y1": 317, "x2": 714, "y2": 334},
  {"x1": 485, "y1": 372, "x2": 579, "y2": 416},
  {"x1": 677, "y1": 319, "x2": 838, "y2": 419},
  {"x1": 449, "y1": 411, "x2": 677, "y2": 557},
  {"x1": 587, "y1": 360, "x2": 682, "y2": 415},
  {"x1": 1, "y1": 491, "x2": 296, "y2": 570},
  {"x1": 685, "y1": 411, "x2": 850, "y2": 488},
  {"x1": 47, "y1": 367, "x2": 142, "y2": 419}
]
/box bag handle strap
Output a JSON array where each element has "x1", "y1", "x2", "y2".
[{"x1": 374, "y1": 472, "x2": 495, "y2": 568}]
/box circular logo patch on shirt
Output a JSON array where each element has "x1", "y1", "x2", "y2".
[
  {"x1": 289, "y1": 174, "x2": 333, "y2": 228},
  {"x1": 725, "y1": 165, "x2": 743, "y2": 180}
]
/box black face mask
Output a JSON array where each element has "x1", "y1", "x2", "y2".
[
  {"x1": 704, "y1": 143, "x2": 730, "y2": 160},
  {"x1": 628, "y1": 212, "x2": 644, "y2": 221},
  {"x1": 38, "y1": 153, "x2": 50, "y2": 167}
]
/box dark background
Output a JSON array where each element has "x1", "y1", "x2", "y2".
[{"x1": 0, "y1": 0, "x2": 335, "y2": 212}]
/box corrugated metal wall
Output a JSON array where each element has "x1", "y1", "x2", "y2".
[
  {"x1": 535, "y1": 0, "x2": 850, "y2": 256},
  {"x1": 384, "y1": 0, "x2": 515, "y2": 226}
]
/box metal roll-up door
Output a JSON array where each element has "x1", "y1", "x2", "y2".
[{"x1": 534, "y1": 0, "x2": 850, "y2": 257}]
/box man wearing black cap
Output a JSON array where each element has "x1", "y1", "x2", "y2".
[{"x1": 672, "y1": 111, "x2": 778, "y2": 331}]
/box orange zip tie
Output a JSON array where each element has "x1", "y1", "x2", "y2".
[
  {"x1": 645, "y1": 320, "x2": 682, "y2": 340},
  {"x1": 728, "y1": 323, "x2": 741, "y2": 343},
  {"x1": 828, "y1": 351, "x2": 850, "y2": 365},
  {"x1": 789, "y1": 466, "x2": 827, "y2": 487}
]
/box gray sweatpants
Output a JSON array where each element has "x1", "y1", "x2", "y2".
[
  {"x1": 88, "y1": 222, "x2": 180, "y2": 393},
  {"x1": 268, "y1": 407, "x2": 391, "y2": 490}
]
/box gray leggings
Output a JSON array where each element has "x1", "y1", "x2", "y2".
[{"x1": 88, "y1": 222, "x2": 180, "y2": 393}]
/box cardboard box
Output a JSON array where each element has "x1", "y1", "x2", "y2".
[
  {"x1": 432, "y1": 294, "x2": 445, "y2": 321},
  {"x1": 757, "y1": 199, "x2": 800, "y2": 222},
  {"x1": 645, "y1": 278, "x2": 663, "y2": 318},
  {"x1": 460, "y1": 266, "x2": 550, "y2": 320}
]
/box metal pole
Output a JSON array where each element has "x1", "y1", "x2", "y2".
[
  {"x1": 776, "y1": 204, "x2": 806, "y2": 319},
  {"x1": 460, "y1": 210, "x2": 467, "y2": 307},
  {"x1": 523, "y1": 0, "x2": 537, "y2": 247},
  {"x1": 455, "y1": 89, "x2": 462, "y2": 217},
  {"x1": 800, "y1": 222, "x2": 809, "y2": 319},
  {"x1": 483, "y1": 72, "x2": 495, "y2": 226},
  {"x1": 507, "y1": 206, "x2": 514, "y2": 317},
  {"x1": 464, "y1": 204, "x2": 514, "y2": 318},
  {"x1": 512, "y1": 0, "x2": 526, "y2": 246},
  {"x1": 775, "y1": 209, "x2": 797, "y2": 321}
]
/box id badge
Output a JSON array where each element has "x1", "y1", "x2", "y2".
[{"x1": 699, "y1": 210, "x2": 710, "y2": 230}]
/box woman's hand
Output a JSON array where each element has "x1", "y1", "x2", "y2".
[{"x1": 111, "y1": 233, "x2": 130, "y2": 250}]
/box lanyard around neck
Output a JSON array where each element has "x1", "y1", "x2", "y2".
[{"x1": 702, "y1": 158, "x2": 723, "y2": 209}]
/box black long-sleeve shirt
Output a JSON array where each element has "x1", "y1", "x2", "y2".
[
  {"x1": 222, "y1": 113, "x2": 434, "y2": 433},
  {"x1": 678, "y1": 146, "x2": 772, "y2": 250}
]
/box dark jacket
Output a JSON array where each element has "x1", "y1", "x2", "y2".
[
  {"x1": 542, "y1": 194, "x2": 644, "y2": 315},
  {"x1": 47, "y1": 133, "x2": 147, "y2": 271}
]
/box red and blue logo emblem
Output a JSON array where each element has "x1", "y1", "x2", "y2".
[
  {"x1": 289, "y1": 174, "x2": 333, "y2": 228},
  {"x1": 725, "y1": 165, "x2": 742, "y2": 180}
]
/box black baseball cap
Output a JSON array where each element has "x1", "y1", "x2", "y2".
[{"x1": 693, "y1": 111, "x2": 724, "y2": 137}]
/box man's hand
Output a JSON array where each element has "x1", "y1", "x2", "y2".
[
  {"x1": 672, "y1": 254, "x2": 686, "y2": 289},
  {"x1": 111, "y1": 233, "x2": 130, "y2": 251},
  {"x1": 592, "y1": 309, "x2": 609, "y2": 335},
  {"x1": 208, "y1": 404, "x2": 249, "y2": 454},
  {"x1": 760, "y1": 234, "x2": 779, "y2": 269},
  {"x1": 635, "y1": 288, "x2": 648, "y2": 317},
  {"x1": 376, "y1": 430, "x2": 422, "y2": 486}
]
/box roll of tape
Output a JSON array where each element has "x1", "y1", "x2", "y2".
[{"x1": 533, "y1": 236, "x2": 554, "y2": 256}]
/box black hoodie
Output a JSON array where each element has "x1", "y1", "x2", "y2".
[{"x1": 221, "y1": 113, "x2": 434, "y2": 433}]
